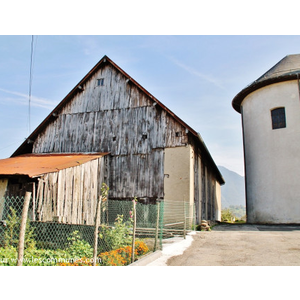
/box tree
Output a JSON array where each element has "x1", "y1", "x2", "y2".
[{"x1": 221, "y1": 208, "x2": 235, "y2": 222}]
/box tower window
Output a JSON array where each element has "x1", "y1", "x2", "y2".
[{"x1": 271, "y1": 107, "x2": 286, "y2": 130}]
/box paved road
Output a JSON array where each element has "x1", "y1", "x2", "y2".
[{"x1": 167, "y1": 223, "x2": 300, "y2": 266}]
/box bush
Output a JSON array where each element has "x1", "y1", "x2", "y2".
[
  {"x1": 65, "y1": 230, "x2": 93, "y2": 259},
  {"x1": 23, "y1": 248, "x2": 71, "y2": 266},
  {"x1": 3, "y1": 207, "x2": 35, "y2": 250},
  {"x1": 0, "y1": 246, "x2": 17, "y2": 266},
  {"x1": 221, "y1": 208, "x2": 235, "y2": 222},
  {"x1": 134, "y1": 240, "x2": 149, "y2": 257},
  {"x1": 0, "y1": 230, "x2": 93, "y2": 266},
  {"x1": 99, "y1": 214, "x2": 132, "y2": 252},
  {"x1": 59, "y1": 241, "x2": 149, "y2": 266}
]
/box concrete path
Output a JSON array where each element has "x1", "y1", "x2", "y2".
[
  {"x1": 149, "y1": 223, "x2": 300, "y2": 266},
  {"x1": 146, "y1": 232, "x2": 196, "y2": 266}
]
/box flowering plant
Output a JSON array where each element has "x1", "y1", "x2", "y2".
[{"x1": 98, "y1": 241, "x2": 149, "y2": 266}]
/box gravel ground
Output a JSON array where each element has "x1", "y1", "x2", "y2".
[{"x1": 164, "y1": 223, "x2": 300, "y2": 266}]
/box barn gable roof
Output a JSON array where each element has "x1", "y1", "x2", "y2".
[
  {"x1": 232, "y1": 54, "x2": 300, "y2": 113},
  {"x1": 11, "y1": 55, "x2": 224, "y2": 184}
]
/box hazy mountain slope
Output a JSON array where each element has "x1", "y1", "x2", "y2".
[{"x1": 218, "y1": 166, "x2": 246, "y2": 208}]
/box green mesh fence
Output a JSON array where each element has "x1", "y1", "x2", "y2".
[{"x1": 0, "y1": 196, "x2": 165, "y2": 266}]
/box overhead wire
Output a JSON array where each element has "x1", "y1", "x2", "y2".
[
  {"x1": 0, "y1": 36, "x2": 38, "y2": 157},
  {"x1": 28, "y1": 35, "x2": 38, "y2": 135}
]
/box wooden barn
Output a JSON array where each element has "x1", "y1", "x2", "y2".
[{"x1": 0, "y1": 55, "x2": 224, "y2": 225}]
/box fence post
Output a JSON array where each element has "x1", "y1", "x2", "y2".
[
  {"x1": 159, "y1": 201, "x2": 164, "y2": 249},
  {"x1": 193, "y1": 203, "x2": 196, "y2": 231},
  {"x1": 131, "y1": 199, "x2": 136, "y2": 263},
  {"x1": 183, "y1": 200, "x2": 186, "y2": 239},
  {"x1": 93, "y1": 183, "x2": 109, "y2": 266},
  {"x1": 32, "y1": 182, "x2": 36, "y2": 221},
  {"x1": 17, "y1": 191, "x2": 32, "y2": 266},
  {"x1": 154, "y1": 200, "x2": 160, "y2": 251},
  {"x1": 93, "y1": 196, "x2": 102, "y2": 266}
]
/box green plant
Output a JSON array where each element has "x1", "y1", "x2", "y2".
[
  {"x1": 66, "y1": 230, "x2": 93, "y2": 259},
  {"x1": 97, "y1": 241, "x2": 149, "y2": 266},
  {"x1": 134, "y1": 240, "x2": 149, "y2": 257},
  {"x1": 99, "y1": 214, "x2": 132, "y2": 252},
  {"x1": 0, "y1": 229, "x2": 95, "y2": 266},
  {"x1": 0, "y1": 246, "x2": 17, "y2": 266},
  {"x1": 4, "y1": 207, "x2": 36, "y2": 250},
  {"x1": 23, "y1": 248, "x2": 71, "y2": 266},
  {"x1": 234, "y1": 219, "x2": 246, "y2": 224},
  {"x1": 221, "y1": 208, "x2": 235, "y2": 222}
]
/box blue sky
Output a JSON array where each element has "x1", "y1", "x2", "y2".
[{"x1": 1, "y1": 35, "x2": 300, "y2": 176}]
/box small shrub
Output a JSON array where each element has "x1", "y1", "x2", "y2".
[
  {"x1": 0, "y1": 246, "x2": 17, "y2": 266},
  {"x1": 221, "y1": 208, "x2": 235, "y2": 222},
  {"x1": 23, "y1": 248, "x2": 71, "y2": 266},
  {"x1": 134, "y1": 240, "x2": 149, "y2": 257},
  {"x1": 65, "y1": 230, "x2": 93, "y2": 259},
  {"x1": 3, "y1": 207, "x2": 36, "y2": 250},
  {"x1": 99, "y1": 214, "x2": 132, "y2": 252}
]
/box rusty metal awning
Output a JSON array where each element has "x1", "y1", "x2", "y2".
[{"x1": 0, "y1": 153, "x2": 109, "y2": 178}]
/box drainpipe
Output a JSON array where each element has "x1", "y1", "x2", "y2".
[
  {"x1": 297, "y1": 73, "x2": 300, "y2": 102},
  {"x1": 241, "y1": 106, "x2": 248, "y2": 223}
]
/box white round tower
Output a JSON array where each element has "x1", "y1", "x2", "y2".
[{"x1": 232, "y1": 54, "x2": 300, "y2": 224}]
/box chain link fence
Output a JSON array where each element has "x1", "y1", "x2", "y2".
[
  {"x1": 0, "y1": 194, "x2": 195, "y2": 266},
  {"x1": 0, "y1": 194, "x2": 165, "y2": 266},
  {"x1": 163, "y1": 199, "x2": 196, "y2": 237}
]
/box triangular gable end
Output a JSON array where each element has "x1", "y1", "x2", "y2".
[
  {"x1": 11, "y1": 55, "x2": 224, "y2": 184},
  {"x1": 12, "y1": 55, "x2": 198, "y2": 156}
]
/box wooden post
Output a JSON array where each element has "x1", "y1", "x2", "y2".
[
  {"x1": 17, "y1": 191, "x2": 32, "y2": 266},
  {"x1": 183, "y1": 200, "x2": 186, "y2": 239},
  {"x1": 32, "y1": 182, "x2": 36, "y2": 221},
  {"x1": 131, "y1": 199, "x2": 136, "y2": 263},
  {"x1": 154, "y1": 201, "x2": 160, "y2": 251},
  {"x1": 93, "y1": 196, "x2": 102, "y2": 266},
  {"x1": 193, "y1": 204, "x2": 196, "y2": 231}
]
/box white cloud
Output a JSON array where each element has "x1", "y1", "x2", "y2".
[
  {"x1": 0, "y1": 88, "x2": 57, "y2": 110},
  {"x1": 168, "y1": 56, "x2": 225, "y2": 89}
]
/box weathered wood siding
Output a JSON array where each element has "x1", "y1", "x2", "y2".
[
  {"x1": 32, "y1": 64, "x2": 188, "y2": 201},
  {"x1": 197, "y1": 159, "x2": 218, "y2": 221},
  {"x1": 186, "y1": 148, "x2": 218, "y2": 223},
  {"x1": 35, "y1": 158, "x2": 104, "y2": 225},
  {"x1": 33, "y1": 108, "x2": 186, "y2": 155}
]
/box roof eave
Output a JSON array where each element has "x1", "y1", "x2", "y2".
[
  {"x1": 232, "y1": 72, "x2": 300, "y2": 113},
  {"x1": 196, "y1": 133, "x2": 225, "y2": 185}
]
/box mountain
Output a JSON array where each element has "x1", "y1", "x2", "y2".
[{"x1": 218, "y1": 166, "x2": 246, "y2": 208}]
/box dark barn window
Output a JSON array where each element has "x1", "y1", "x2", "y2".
[
  {"x1": 97, "y1": 78, "x2": 104, "y2": 86},
  {"x1": 271, "y1": 107, "x2": 286, "y2": 130}
]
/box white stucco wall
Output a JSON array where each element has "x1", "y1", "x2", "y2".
[
  {"x1": 215, "y1": 181, "x2": 221, "y2": 221},
  {"x1": 241, "y1": 80, "x2": 300, "y2": 223},
  {"x1": 164, "y1": 145, "x2": 194, "y2": 204}
]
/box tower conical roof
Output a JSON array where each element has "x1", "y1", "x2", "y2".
[{"x1": 232, "y1": 54, "x2": 300, "y2": 113}]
